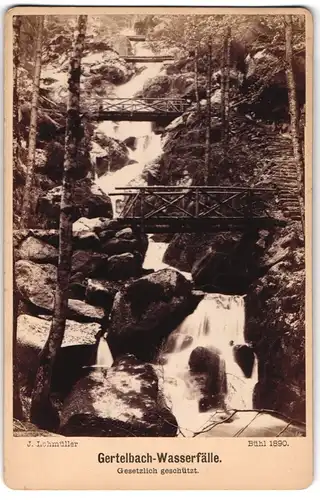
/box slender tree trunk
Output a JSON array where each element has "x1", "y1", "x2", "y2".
[
  {"x1": 221, "y1": 27, "x2": 231, "y2": 166},
  {"x1": 13, "y1": 263, "x2": 25, "y2": 421},
  {"x1": 204, "y1": 42, "x2": 212, "y2": 184},
  {"x1": 221, "y1": 36, "x2": 226, "y2": 154},
  {"x1": 12, "y1": 16, "x2": 25, "y2": 420},
  {"x1": 284, "y1": 15, "x2": 305, "y2": 234},
  {"x1": 194, "y1": 46, "x2": 200, "y2": 113},
  {"x1": 20, "y1": 16, "x2": 44, "y2": 228},
  {"x1": 13, "y1": 16, "x2": 21, "y2": 171},
  {"x1": 30, "y1": 15, "x2": 88, "y2": 430},
  {"x1": 224, "y1": 27, "x2": 231, "y2": 162}
]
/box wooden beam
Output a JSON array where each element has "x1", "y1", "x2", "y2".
[{"x1": 114, "y1": 185, "x2": 276, "y2": 192}]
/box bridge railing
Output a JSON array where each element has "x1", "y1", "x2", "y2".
[
  {"x1": 84, "y1": 97, "x2": 187, "y2": 115},
  {"x1": 126, "y1": 35, "x2": 146, "y2": 41},
  {"x1": 109, "y1": 185, "x2": 276, "y2": 221},
  {"x1": 123, "y1": 55, "x2": 174, "y2": 61}
]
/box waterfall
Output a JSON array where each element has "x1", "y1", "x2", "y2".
[
  {"x1": 143, "y1": 239, "x2": 191, "y2": 279},
  {"x1": 93, "y1": 37, "x2": 258, "y2": 434},
  {"x1": 96, "y1": 41, "x2": 165, "y2": 215},
  {"x1": 158, "y1": 294, "x2": 258, "y2": 435},
  {"x1": 95, "y1": 337, "x2": 113, "y2": 367}
]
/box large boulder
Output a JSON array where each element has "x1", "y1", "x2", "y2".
[
  {"x1": 101, "y1": 237, "x2": 139, "y2": 255},
  {"x1": 38, "y1": 179, "x2": 113, "y2": 228},
  {"x1": 72, "y1": 216, "x2": 114, "y2": 237},
  {"x1": 69, "y1": 250, "x2": 109, "y2": 299},
  {"x1": 71, "y1": 218, "x2": 148, "y2": 262},
  {"x1": 85, "y1": 279, "x2": 118, "y2": 310},
  {"x1": 188, "y1": 346, "x2": 227, "y2": 412},
  {"x1": 108, "y1": 269, "x2": 194, "y2": 362},
  {"x1": 67, "y1": 299, "x2": 105, "y2": 323},
  {"x1": 115, "y1": 227, "x2": 133, "y2": 239},
  {"x1": 164, "y1": 231, "x2": 269, "y2": 294},
  {"x1": 72, "y1": 217, "x2": 118, "y2": 251},
  {"x1": 59, "y1": 355, "x2": 178, "y2": 437},
  {"x1": 17, "y1": 314, "x2": 100, "y2": 349},
  {"x1": 16, "y1": 236, "x2": 59, "y2": 264},
  {"x1": 15, "y1": 260, "x2": 107, "y2": 322},
  {"x1": 71, "y1": 250, "x2": 108, "y2": 279},
  {"x1": 107, "y1": 252, "x2": 140, "y2": 280},
  {"x1": 233, "y1": 344, "x2": 255, "y2": 378},
  {"x1": 15, "y1": 314, "x2": 100, "y2": 396},
  {"x1": 14, "y1": 229, "x2": 60, "y2": 249},
  {"x1": 15, "y1": 260, "x2": 57, "y2": 312},
  {"x1": 189, "y1": 346, "x2": 221, "y2": 374}
]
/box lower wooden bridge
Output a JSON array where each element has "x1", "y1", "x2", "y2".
[
  {"x1": 109, "y1": 186, "x2": 284, "y2": 233},
  {"x1": 87, "y1": 97, "x2": 188, "y2": 121}
]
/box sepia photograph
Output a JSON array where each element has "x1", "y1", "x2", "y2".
[{"x1": 9, "y1": 8, "x2": 309, "y2": 446}]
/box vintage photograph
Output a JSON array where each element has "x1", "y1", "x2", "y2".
[{"x1": 11, "y1": 11, "x2": 307, "y2": 440}]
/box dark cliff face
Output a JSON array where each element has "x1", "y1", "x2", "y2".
[
  {"x1": 245, "y1": 223, "x2": 305, "y2": 421},
  {"x1": 163, "y1": 230, "x2": 271, "y2": 294}
]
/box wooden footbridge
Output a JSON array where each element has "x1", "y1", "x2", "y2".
[
  {"x1": 109, "y1": 186, "x2": 284, "y2": 233},
  {"x1": 87, "y1": 97, "x2": 188, "y2": 121},
  {"x1": 123, "y1": 55, "x2": 174, "y2": 63},
  {"x1": 127, "y1": 35, "x2": 146, "y2": 42}
]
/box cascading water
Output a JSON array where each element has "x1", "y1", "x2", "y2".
[
  {"x1": 158, "y1": 293, "x2": 258, "y2": 435},
  {"x1": 96, "y1": 41, "x2": 165, "y2": 214},
  {"x1": 93, "y1": 37, "x2": 260, "y2": 435},
  {"x1": 95, "y1": 336, "x2": 113, "y2": 367}
]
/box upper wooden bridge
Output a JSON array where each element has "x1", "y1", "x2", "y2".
[
  {"x1": 127, "y1": 35, "x2": 146, "y2": 42},
  {"x1": 109, "y1": 185, "x2": 284, "y2": 233},
  {"x1": 87, "y1": 97, "x2": 188, "y2": 121},
  {"x1": 123, "y1": 55, "x2": 174, "y2": 63}
]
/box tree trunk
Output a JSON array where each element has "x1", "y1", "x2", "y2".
[
  {"x1": 224, "y1": 27, "x2": 231, "y2": 162},
  {"x1": 12, "y1": 16, "x2": 25, "y2": 420},
  {"x1": 13, "y1": 16, "x2": 21, "y2": 171},
  {"x1": 221, "y1": 27, "x2": 231, "y2": 166},
  {"x1": 204, "y1": 42, "x2": 212, "y2": 184},
  {"x1": 194, "y1": 46, "x2": 200, "y2": 113},
  {"x1": 13, "y1": 263, "x2": 25, "y2": 421},
  {"x1": 30, "y1": 15, "x2": 88, "y2": 431},
  {"x1": 20, "y1": 16, "x2": 44, "y2": 228},
  {"x1": 220, "y1": 36, "x2": 226, "y2": 154},
  {"x1": 284, "y1": 15, "x2": 305, "y2": 234}
]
